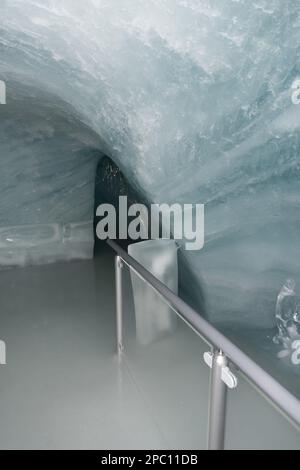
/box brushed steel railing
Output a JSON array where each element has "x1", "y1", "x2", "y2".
[{"x1": 108, "y1": 239, "x2": 300, "y2": 450}]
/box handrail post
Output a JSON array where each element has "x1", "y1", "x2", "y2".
[
  {"x1": 115, "y1": 256, "x2": 124, "y2": 356},
  {"x1": 208, "y1": 350, "x2": 228, "y2": 450}
]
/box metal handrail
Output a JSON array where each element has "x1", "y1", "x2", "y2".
[{"x1": 107, "y1": 239, "x2": 300, "y2": 436}]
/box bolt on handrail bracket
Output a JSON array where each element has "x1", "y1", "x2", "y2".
[{"x1": 204, "y1": 351, "x2": 238, "y2": 390}]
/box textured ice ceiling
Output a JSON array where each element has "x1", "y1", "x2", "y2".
[{"x1": 1, "y1": 0, "x2": 300, "y2": 327}]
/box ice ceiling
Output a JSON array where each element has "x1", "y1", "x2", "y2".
[{"x1": 1, "y1": 0, "x2": 300, "y2": 327}]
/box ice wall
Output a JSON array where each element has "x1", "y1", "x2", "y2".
[
  {"x1": 0, "y1": 80, "x2": 104, "y2": 264},
  {"x1": 1, "y1": 0, "x2": 300, "y2": 327}
]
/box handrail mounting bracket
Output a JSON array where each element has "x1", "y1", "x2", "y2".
[{"x1": 204, "y1": 352, "x2": 238, "y2": 389}]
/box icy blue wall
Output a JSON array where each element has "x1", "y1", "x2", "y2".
[
  {"x1": 0, "y1": 81, "x2": 103, "y2": 265},
  {"x1": 0, "y1": 83, "x2": 102, "y2": 226},
  {"x1": 1, "y1": 0, "x2": 300, "y2": 326}
]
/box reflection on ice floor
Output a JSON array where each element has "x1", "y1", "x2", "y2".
[
  {"x1": 0, "y1": 248, "x2": 298, "y2": 449},
  {"x1": 0, "y1": 249, "x2": 167, "y2": 450}
]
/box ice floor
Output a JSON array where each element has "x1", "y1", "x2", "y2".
[{"x1": 0, "y1": 248, "x2": 298, "y2": 450}]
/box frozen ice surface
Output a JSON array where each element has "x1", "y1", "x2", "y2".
[
  {"x1": 0, "y1": 221, "x2": 94, "y2": 268},
  {"x1": 0, "y1": 1, "x2": 300, "y2": 326},
  {"x1": 274, "y1": 280, "x2": 298, "y2": 345},
  {"x1": 128, "y1": 240, "x2": 178, "y2": 345}
]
